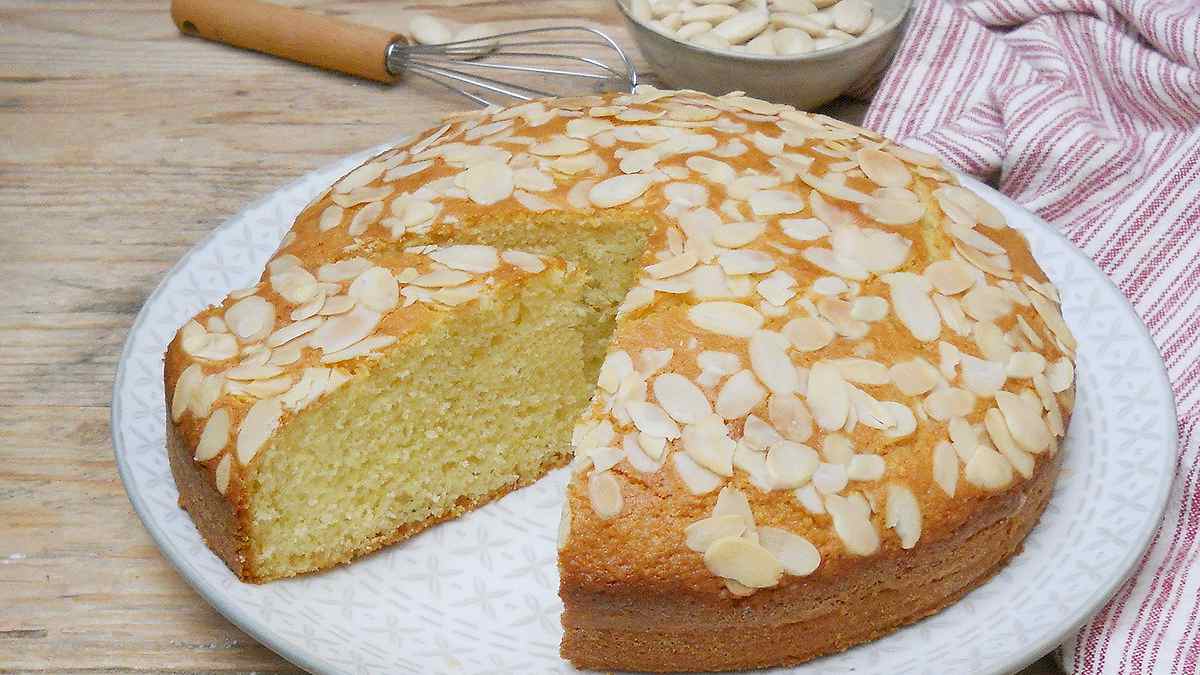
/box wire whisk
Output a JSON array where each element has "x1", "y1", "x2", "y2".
[
  {"x1": 171, "y1": 0, "x2": 639, "y2": 107},
  {"x1": 390, "y1": 27, "x2": 638, "y2": 107}
]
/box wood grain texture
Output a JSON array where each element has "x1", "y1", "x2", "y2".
[{"x1": 0, "y1": 0, "x2": 1058, "y2": 672}]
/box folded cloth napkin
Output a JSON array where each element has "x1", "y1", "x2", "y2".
[{"x1": 859, "y1": 0, "x2": 1200, "y2": 671}]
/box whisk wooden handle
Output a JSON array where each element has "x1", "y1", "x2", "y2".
[{"x1": 171, "y1": 0, "x2": 400, "y2": 83}]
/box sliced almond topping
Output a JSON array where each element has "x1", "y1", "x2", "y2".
[
  {"x1": 986, "y1": 407, "x2": 1035, "y2": 478},
  {"x1": 964, "y1": 444, "x2": 1014, "y2": 490},
  {"x1": 530, "y1": 135, "x2": 590, "y2": 157},
  {"x1": 348, "y1": 267, "x2": 400, "y2": 313},
  {"x1": 974, "y1": 320, "x2": 1015, "y2": 362},
  {"x1": 663, "y1": 181, "x2": 709, "y2": 207},
  {"x1": 1027, "y1": 289, "x2": 1077, "y2": 352},
  {"x1": 171, "y1": 364, "x2": 203, "y2": 423},
  {"x1": 682, "y1": 414, "x2": 735, "y2": 476},
  {"x1": 646, "y1": 251, "x2": 699, "y2": 279},
  {"x1": 882, "y1": 272, "x2": 940, "y2": 342},
  {"x1": 717, "y1": 249, "x2": 776, "y2": 275},
  {"x1": 798, "y1": 172, "x2": 871, "y2": 203},
  {"x1": 995, "y1": 390, "x2": 1052, "y2": 454},
  {"x1": 1046, "y1": 357, "x2": 1074, "y2": 392},
  {"x1": 317, "y1": 205, "x2": 344, "y2": 232},
  {"x1": 766, "y1": 441, "x2": 820, "y2": 488},
  {"x1": 588, "y1": 471, "x2": 624, "y2": 519},
  {"x1": 824, "y1": 493, "x2": 880, "y2": 555},
  {"x1": 654, "y1": 373, "x2": 712, "y2": 424},
  {"x1": 501, "y1": 250, "x2": 545, "y2": 274},
  {"x1": 589, "y1": 174, "x2": 653, "y2": 207},
  {"x1": 236, "y1": 397, "x2": 283, "y2": 465},
  {"x1": 193, "y1": 412, "x2": 233, "y2": 463},
  {"x1": 857, "y1": 148, "x2": 912, "y2": 187},
  {"x1": 925, "y1": 387, "x2": 976, "y2": 421},
  {"x1": 430, "y1": 244, "x2": 499, "y2": 273},
  {"x1": 271, "y1": 267, "x2": 320, "y2": 306},
  {"x1": 932, "y1": 440, "x2": 959, "y2": 496},
  {"x1": 715, "y1": 369, "x2": 767, "y2": 420},
  {"x1": 686, "y1": 155, "x2": 737, "y2": 186},
  {"x1": 924, "y1": 260, "x2": 975, "y2": 295},
  {"x1": 780, "y1": 217, "x2": 830, "y2": 242},
  {"x1": 713, "y1": 221, "x2": 766, "y2": 248},
  {"x1": 861, "y1": 198, "x2": 925, "y2": 225},
  {"x1": 628, "y1": 401, "x2": 682, "y2": 439},
  {"x1": 794, "y1": 483, "x2": 824, "y2": 514},
  {"x1": 320, "y1": 334, "x2": 396, "y2": 364},
  {"x1": 688, "y1": 301, "x2": 764, "y2": 337},
  {"x1": 807, "y1": 361, "x2": 849, "y2": 431},
  {"x1": 307, "y1": 305, "x2": 382, "y2": 354},
  {"x1": 962, "y1": 284, "x2": 1013, "y2": 322},
  {"x1": 597, "y1": 350, "x2": 634, "y2": 394},
  {"x1": 212, "y1": 453, "x2": 232, "y2": 495},
  {"x1": 1007, "y1": 351, "x2": 1047, "y2": 378},
  {"x1": 834, "y1": 358, "x2": 889, "y2": 385},
  {"x1": 686, "y1": 515, "x2": 747, "y2": 553},
  {"x1": 317, "y1": 257, "x2": 372, "y2": 282},
  {"x1": 757, "y1": 526, "x2": 820, "y2": 576},
  {"x1": 812, "y1": 462, "x2": 848, "y2": 494},
  {"x1": 565, "y1": 117, "x2": 614, "y2": 139},
  {"x1": 889, "y1": 358, "x2": 939, "y2": 396},
  {"x1": 748, "y1": 331, "x2": 798, "y2": 395},
  {"x1": 317, "y1": 295, "x2": 355, "y2": 316},
  {"x1": 638, "y1": 432, "x2": 668, "y2": 461},
  {"x1": 673, "y1": 452, "x2": 723, "y2": 494},
  {"x1": 703, "y1": 537, "x2": 783, "y2": 588},
  {"x1": 749, "y1": 190, "x2": 805, "y2": 216},
  {"x1": 846, "y1": 454, "x2": 885, "y2": 481},
  {"x1": 768, "y1": 394, "x2": 813, "y2": 443},
  {"x1": 782, "y1": 316, "x2": 835, "y2": 352},
  {"x1": 638, "y1": 348, "x2": 675, "y2": 376},
  {"x1": 225, "y1": 296, "x2": 276, "y2": 343},
  {"x1": 959, "y1": 354, "x2": 1006, "y2": 397},
  {"x1": 713, "y1": 485, "x2": 755, "y2": 527},
  {"x1": 454, "y1": 161, "x2": 514, "y2": 205},
  {"x1": 885, "y1": 484, "x2": 921, "y2": 548},
  {"x1": 756, "y1": 270, "x2": 798, "y2": 307}
]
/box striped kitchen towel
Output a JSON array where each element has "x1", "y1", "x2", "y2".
[{"x1": 860, "y1": 0, "x2": 1200, "y2": 672}]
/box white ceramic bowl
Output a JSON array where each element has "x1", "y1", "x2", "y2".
[{"x1": 615, "y1": 0, "x2": 912, "y2": 109}]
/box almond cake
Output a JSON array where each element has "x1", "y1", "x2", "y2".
[{"x1": 163, "y1": 86, "x2": 1076, "y2": 672}]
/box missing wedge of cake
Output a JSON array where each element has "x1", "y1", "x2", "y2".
[{"x1": 163, "y1": 86, "x2": 1076, "y2": 671}]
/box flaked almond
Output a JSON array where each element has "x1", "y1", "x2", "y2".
[
  {"x1": 807, "y1": 361, "x2": 849, "y2": 430},
  {"x1": 588, "y1": 471, "x2": 624, "y2": 519},
  {"x1": 932, "y1": 440, "x2": 959, "y2": 496},
  {"x1": 685, "y1": 515, "x2": 747, "y2": 553},
  {"x1": 654, "y1": 373, "x2": 712, "y2": 424},
  {"x1": 963, "y1": 444, "x2": 1013, "y2": 490},
  {"x1": 688, "y1": 301, "x2": 764, "y2": 337},
  {"x1": 824, "y1": 493, "x2": 880, "y2": 555},
  {"x1": 884, "y1": 484, "x2": 921, "y2": 548},
  {"x1": 430, "y1": 244, "x2": 499, "y2": 273},
  {"x1": 236, "y1": 397, "x2": 283, "y2": 465},
  {"x1": 673, "y1": 452, "x2": 723, "y2": 494},
  {"x1": 703, "y1": 537, "x2": 783, "y2": 588},
  {"x1": 628, "y1": 401, "x2": 682, "y2": 439},
  {"x1": 715, "y1": 369, "x2": 767, "y2": 419},
  {"x1": 589, "y1": 174, "x2": 653, "y2": 207}
]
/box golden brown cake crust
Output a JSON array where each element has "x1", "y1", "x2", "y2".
[{"x1": 561, "y1": 446, "x2": 1060, "y2": 671}]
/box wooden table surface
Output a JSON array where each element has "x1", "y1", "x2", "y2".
[{"x1": 0, "y1": 1, "x2": 1059, "y2": 672}]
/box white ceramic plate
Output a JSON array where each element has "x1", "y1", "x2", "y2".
[{"x1": 113, "y1": 142, "x2": 1176, "y2": 675}]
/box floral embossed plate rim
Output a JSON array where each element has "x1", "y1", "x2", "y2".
[{"x1": 112, "y1": 141, "x2": 1176, "y2": 675}]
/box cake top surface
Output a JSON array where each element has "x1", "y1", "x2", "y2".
[{"x1": 165, "y1": 86, "x2": 1076, "y2": 594}]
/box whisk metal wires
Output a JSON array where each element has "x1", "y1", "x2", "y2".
[{"x1": 388, "y1": 27, "x2": 639, "y2": 107}]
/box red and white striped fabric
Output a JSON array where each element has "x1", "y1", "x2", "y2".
[{"x1": 859, "y1": 0, "x2": 1200, "y2": 671}]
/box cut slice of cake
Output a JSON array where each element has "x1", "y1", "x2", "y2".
[{"x1": 164, "y1": 87, "x2": 1076, "y2": 670}]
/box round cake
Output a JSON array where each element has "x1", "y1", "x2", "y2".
[{"x1": 163, "y1": 86, "x2": 1076, "y2": 672}]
